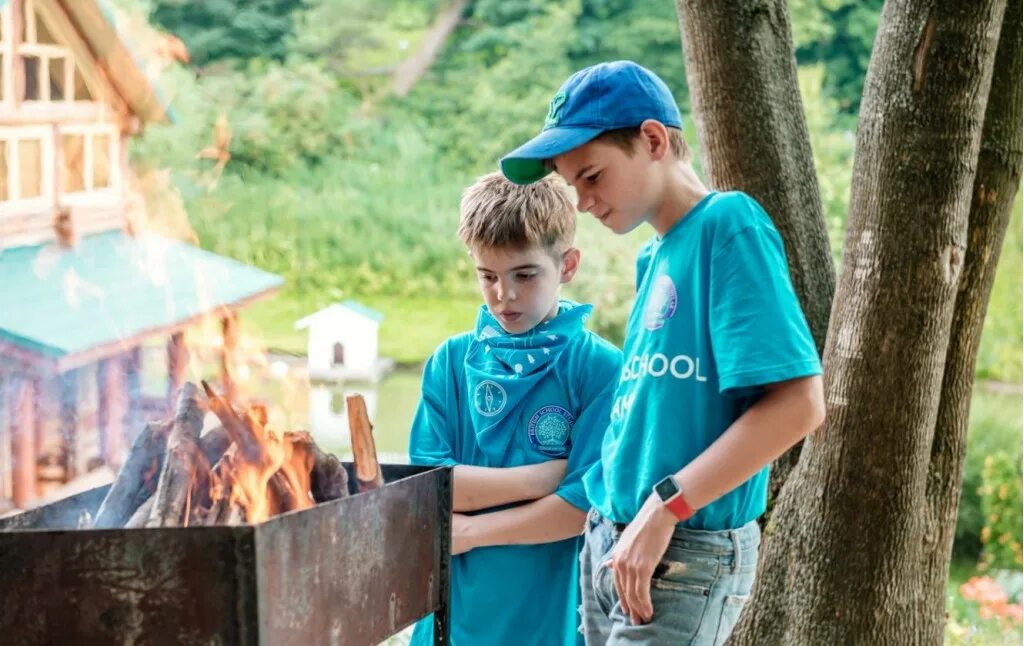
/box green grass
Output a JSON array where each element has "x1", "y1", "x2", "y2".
[{"x1": 242, "y1": 288, "x2": 479, "y2": 364}]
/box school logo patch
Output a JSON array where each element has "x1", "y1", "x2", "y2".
[
  {"x1": 474, "y1": 380, "x2": 507, "y2": 417},
  {"x1": 528, "y1": 405, "x2": 575, "y2": 456},
  {"x1": 644, "y1": 275, "x2": 678, "y2": 331}
]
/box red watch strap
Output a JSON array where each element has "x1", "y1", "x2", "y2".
[{"x1": 666, "y1": 491, "x2": 695, "y2": 521}]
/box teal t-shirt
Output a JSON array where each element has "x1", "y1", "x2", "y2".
[
  {"x1": 409, "y1": 300, "x2": 622, "y2": 646},
  {"x1": 583, "y1": 191, "x2": 822, "y2": 531}
]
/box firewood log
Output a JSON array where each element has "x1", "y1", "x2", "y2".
[
  {"x1": 125, "y1": 496, "x2": 155, "y2": 528},
  {"x1": 201, "y1": 381, "x2": 264, "y2": 466},
  {"x1": 92, "y1": 420, "x2": 172, "y2": 528},
  {"x1": 198, "y1": 425, "x2": 231, "y2": 468},
  {"x1": 286, "y1": 431, "x2": 349, "y2": 502},
  {"x1": 268, "y1": 471, "x2": 299, "y2": 515},
  {"x1": 147, "y1": 383, "x2": 208, "y2": 527},
  {"x1": 346, "y1": 395, "x2": 384, "y2": 492}
]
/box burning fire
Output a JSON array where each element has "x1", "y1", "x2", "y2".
[
  {"x1": 88, "y1": 381, "x2": 375, "y2": 530},
  {"x1": 203, "y1": 386, "x2": 315, "y2": 524}
]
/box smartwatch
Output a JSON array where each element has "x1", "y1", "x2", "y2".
[{"x1": 653, "y1": 475, "x2": 694, "y2": 521}]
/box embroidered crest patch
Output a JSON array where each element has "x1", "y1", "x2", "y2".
[{"x1": 528, "y1": 405, "x2": 575, "y2": 456}]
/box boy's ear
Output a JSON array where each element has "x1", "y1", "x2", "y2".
[
  {"x1": 560, "y1": 247, "x2": 581, "y2": 283},
  {"x1": 639, "y1": 119, "x2": 670, "y2": 162}
]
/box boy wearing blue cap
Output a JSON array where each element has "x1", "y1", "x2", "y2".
[
  {"x1": 408, "y1": 171, "x2": 622, "y2": 646},
  {"x1": 500, "y1": 61, "x2": 825, "y2": 644}
]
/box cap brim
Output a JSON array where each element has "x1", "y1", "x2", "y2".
[{"x1": 500, "y1": 126, "x2": 605, "y2": 184}]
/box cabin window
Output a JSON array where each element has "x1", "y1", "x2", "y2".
[
  {"x1": 0, "y1": 126, "x2": 52, "y2": 207},
  {"x1": 60, "y1": 125, "x2": 118, "y2": 195},
  {"x1": 4, "y1": 0, "x2": 97, "y2": 105}
]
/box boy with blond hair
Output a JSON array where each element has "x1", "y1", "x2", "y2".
[
  {"x1": 408, "y1": 171, "x2": 622, "y2": 645},
  {"x1": 501, "y1": 61, "x2": 825, "y2": 644}
]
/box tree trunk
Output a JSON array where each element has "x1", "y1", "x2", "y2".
[
  {"x1": 730, "y1": 1, "x2": 1007, "y2": 643},
  {"x1": 675, "y1": 0, "x2": 836, "y2": 502},
  {"x1": 918, "y1": 2, "x2": 1022, "y2": 641},
  {"x1": 392, "y1": 0, "x2": 470, "y2": 97}
]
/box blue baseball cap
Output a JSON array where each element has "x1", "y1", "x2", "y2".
[{"x1": 500, "y1": 61, "x2": 683, "y2": 185}]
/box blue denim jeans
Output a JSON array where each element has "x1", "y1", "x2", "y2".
[{"x1": 579, "y1": 509, "x2": 760, "y2": 645}]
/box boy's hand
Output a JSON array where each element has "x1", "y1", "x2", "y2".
[
  {"x1": 606, "y1": 493, "x2": 677, "y2": 625},
  {"x1": 451, "y1": 513, "x2": 477, "y2": 555},
  {"x1": 522, "y1": 459, "x2": 568, "y2": 497}
]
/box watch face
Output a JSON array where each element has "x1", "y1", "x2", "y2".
[{"x1": 654, "y1": 476, "x2": 679, "y2": 501}]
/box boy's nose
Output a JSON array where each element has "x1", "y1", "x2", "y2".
[
  {"x1": 496, "y1": 281, "x2": 515, "y2": 302},
  {"x1": 576, "y1": 192, "x2": 594, "y2": 213}
]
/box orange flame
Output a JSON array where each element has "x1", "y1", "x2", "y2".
[{"x1": 203, "y1": 383, "x2": 314, "y2": 524}]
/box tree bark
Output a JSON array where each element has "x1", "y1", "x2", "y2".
[
  {"x1": 918, "y1": 2, "x2": 1022, "y2": 641},
  {"x1": 675, "y1": 0, "x2": 836, "y2": 502},
  {"x1": 730, "y1": 1, "x2": 1008, "y2": 643}
]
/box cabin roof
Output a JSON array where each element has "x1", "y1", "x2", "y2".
[{"x1": 0, "y1": 229, "x2": 282, "y2": 371}]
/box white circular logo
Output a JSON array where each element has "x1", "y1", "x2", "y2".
[
  {"x1": 474, "y1": 380, "x2": 507, "y2": 417},
  {"x1": 644, "y1": 275, "x2": 678, "y2": 331}
]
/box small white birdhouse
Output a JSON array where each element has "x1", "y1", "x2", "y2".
[{"x1": 295, "y1": 301, "x2": 392, "y2": 382}]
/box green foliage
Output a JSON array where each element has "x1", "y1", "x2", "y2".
[
  {"x1": 798, "y1": 64, "x2": 855, "y2": 260},
  {"x1": 955, "y1": 388, "x2": 1024, "y2": 561},
  {"x1": 977, "y1": 195, "x2": 1023, "y2": 384},
  {"x1": 979, "y1": 451, "x2": 1024, "y2": 572},
  {"x1": 791, "y1": 0, "x2": 883, "y2": 120},
  {"x1": 150, "y1": 0, "x2": 304, "y2": 65},
  {"x1": 402, "y1": 0, "x2": 579, "y2": 172},
  {"x1": 288, "y1": 1, "x2": 435, "y2": 76},
  {"x1": 571, "y1": 0, "x2": 689, "y2": 111}
]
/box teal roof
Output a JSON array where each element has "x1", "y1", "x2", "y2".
[
  {"x1": 0, "y1": 230, "x2": 282, "y2": 362},
  {"x1": 341, "y1": 300, "x2": 385, "y2": 322}
]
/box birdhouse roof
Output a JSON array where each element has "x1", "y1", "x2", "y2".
[{"x1": 294, "y1": 301, "x2": 385, "y2": 330}]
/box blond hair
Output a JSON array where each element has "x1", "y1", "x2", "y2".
[{"x1": 458, "y1": 171, "x2": 575, "y2": 252}]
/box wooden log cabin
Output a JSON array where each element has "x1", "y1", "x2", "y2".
[{"x1": 0, "y1": 0, "x2": 282, "y2": 512}]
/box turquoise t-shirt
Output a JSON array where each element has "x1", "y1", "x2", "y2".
[
  {"x1": 583, "y1": 191, "x2": 822, "y2": 531},
  {"x1": 409, "y1": 300, "x2": 622, "y2": 646}
]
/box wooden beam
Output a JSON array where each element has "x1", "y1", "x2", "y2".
[
  {"x1": 58, "y1": 367, "x2": 76, "y2": 481},
  {"x1": 166, "y1": 331, "x2": 187, "y2": 407},
  {"x1": 10, "y1": 376, "x2": 38, "y2": 507},
  {"x1": 220, "y1": 311, "x2": 238, "y2": 403},
  {"x1": 96, "y1": 356, "x2": 125, "y2": 468},
  {"x1": 123, "y1": 346, "x2": 141, "y2": 444},
  {"x1": 10, "y1": 0, "x2": 24, "y2": 107},
  {"x1": 0, "y1": 102, "x2": 119, "y2": 125}
]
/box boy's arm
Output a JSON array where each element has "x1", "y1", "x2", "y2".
[
  {"x1": 453, "y1": 461, "x2": 566, "y2": 512},
  {"x1": 454, "y1": 343, "x2": 621, "y2": 551},
  {"x1": 453, "y1": 494, "x2": 586, "y2": 554},
  {"x1": 610, "y1": 374, "x2": 825, "y2": 625},
  {"x1": 408, "y1": 341, "x2": 570, "y2": 512}
]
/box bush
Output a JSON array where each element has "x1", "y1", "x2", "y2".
[
  {"x1": 955, "y1": 388, "x2": 1024, "y2": 561},
  {"x1": 979, "y1": 451, "x2": 1024, "y2": 572}
]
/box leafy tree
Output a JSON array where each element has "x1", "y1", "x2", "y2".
[{"x1": 149, "y1": 0, "x2": 304, "y2": 66}]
